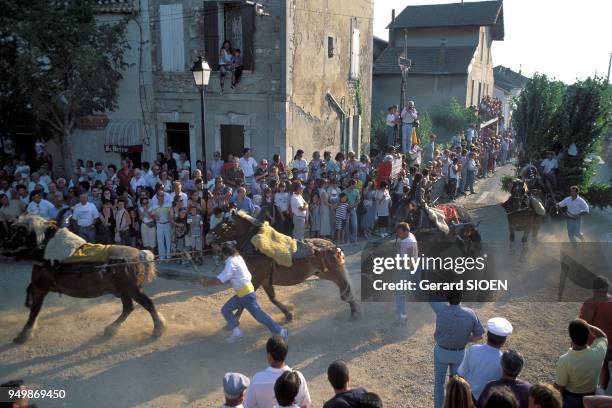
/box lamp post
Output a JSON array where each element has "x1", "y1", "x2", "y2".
[{"x1": 191, "y1": 56, "x2": 212, "y2": 171}]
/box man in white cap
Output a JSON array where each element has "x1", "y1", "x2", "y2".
[
  {"x1": 457, "y1": 316, "x2": 513, "y2": 400},
  {"x1": 222, "y1": 372, "x2": 250, "y2": 408}
]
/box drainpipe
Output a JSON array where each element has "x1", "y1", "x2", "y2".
[{"x1": 326, "y1": 90, "x2": 348, "y2": 153}]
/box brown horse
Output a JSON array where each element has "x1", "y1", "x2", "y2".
[
  {"x1": 206, "y1": 211, "x2": 359, "y2": 321},
  {"x1": 3, "y1": 214, "x2": 166, "y2": 344},
  {"x1": 502, "y1": 180, "x2": 545, "y2": 244}
]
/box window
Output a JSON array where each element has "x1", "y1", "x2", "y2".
[
  {"x1": 204, "y1": 2, "x2": 255, "y2": 71},
  {"x1": 350, "y1": 28, "x2": 360, "y2": 80},
  {"x1": 328, "y1": 36, "x2": 335, "y2": 58},
  {"x1": 160, "y1": 4, "x2": 185, "y2": 71}
]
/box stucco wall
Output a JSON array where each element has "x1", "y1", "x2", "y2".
[
  {"x1": 466, "y1": 26, "x2": 494, "y2": 106},
  {"x1": 285, "y1": 0, "x2": 373, "y2": 160}
]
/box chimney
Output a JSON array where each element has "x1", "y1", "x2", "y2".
[
  {"x1": 438, "y1": 40, "x2": 447, "y2": 66},
  {"x1": 389, "y1": 9, "x2": 395, "y2": 43}
]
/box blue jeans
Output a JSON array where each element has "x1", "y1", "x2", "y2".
[
  {"x1": 434, "y1": 344, "x2": 465, "y2": 408},
  {"x1": 402, "y1": 123, "x2": 413, "y2": 154},
  {"x1": 348, "y1": 208, "x2": 358, "y2": 242},
  {"x1": 395, "y1": 269, "x2": 418, "y2": 316},
  {"x1": 500, "y1": 149, "x2": 508, "y2": 165},
  {"x1": 387, "y1": 126, "x2": 397, "y2": 146},
  {"x1": 221, "y1": 292, "x2": 282, "y2": 334},
  {"x1": 566, "y1": 217, "x2": 584, "y2": 243}
]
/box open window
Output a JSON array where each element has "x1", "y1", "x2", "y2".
[
  {"x1": 204, "y1": 1, "x2": 255, "y2": 71},
  {"x1": 350, "y1": 27, "x2": 360, "y2": 80}
]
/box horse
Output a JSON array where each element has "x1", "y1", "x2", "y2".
[
  {"x1": 502, "y1": 179, "x2": 545, "y2": 245},
  {"x1": 206, "y1": 210, "x2": 359, "y2": 322},
  {"x1": 2, "y1": 213, "x2": 166, "y2": 344}
]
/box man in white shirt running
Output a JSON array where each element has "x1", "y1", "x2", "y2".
[
  {"x1": 244, "y1": 335, "x2": 311, "y2": 408},
  {"x1": 557, "y1": 185, "x2": 590, "y2": 244},
  {"x1": 71, "y1": 192, "x2": 100, "y2": 242},
  {"x1": 458, "y1": 317, "x2": 513, "y2": 400},
  {"x1": 202, "y1": 244, "x2": 288, "y2": 343}
]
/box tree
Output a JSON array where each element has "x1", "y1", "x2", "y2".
[
  {"x1": 555, "y1": 77, "x2": 611, "y2": 191},
  {"x1": 513, "y1": 74, "x2": 564, "y2": 165},
  {"x1": 429, "y1": 98, "x2": 478, "y2": 134},
  {"x1": 1, "y1": 0, "x2": 129, "y2": 166}
]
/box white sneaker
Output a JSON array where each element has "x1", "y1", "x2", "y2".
[
  {"x1": 225, "y1": 327, "x2": 243, "y2": 343},
  {"x1": 279, "y1": 328, "x2": 289, "y2": 342}
]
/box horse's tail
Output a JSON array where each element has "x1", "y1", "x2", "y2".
[{"x1": 139, "y1": 250, "x2": 156, "y2": 283}]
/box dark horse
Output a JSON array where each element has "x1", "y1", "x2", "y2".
[
  {"x1": 206, "y1": 211, "x2": 359, "y2": 321},
  {"x1": 502, "y1": 179, "x2": 546, "y2": 244},
  {"x1": 2, "y1": 213, "x2": 166, "y2": 344}
]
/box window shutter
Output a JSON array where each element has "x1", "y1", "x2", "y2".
[
  {"x1": 241, "y1": 4, "x2": 255, "y2": 70},
  {"x1": 203, "y1": 2, "x2": 219, "y2": 70},
  {"x1": 160, "y1": 4, "x2": 185, "y2": 71},
  {"x1": 350, "y1": 28, "x2": 360, "y2": 79}
]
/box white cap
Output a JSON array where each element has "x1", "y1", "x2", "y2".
[{"x1": 487, "y1": 317, "x2": 513, "y2": 337}]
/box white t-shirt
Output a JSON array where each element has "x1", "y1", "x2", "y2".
[
  {"x1": 558, "y1": 195, "x2": 589, "y2": 217},
  {"x1": 26, "y1": 199, "x2": 55, "y2": 219},
  {"x1": 375, "y1": 189, "x2": 391, "y2": 216},
  {"x1": 292, "y1": 159, "x2": 308, "y2": 182},
  {"x1": 72, "y1": 202, "x2": 100, "y2": 227},
  {"x1": 130, "y1": 176, "x2": 147, "y2": 193},
  {"x1": 244, "y1": 366, "x2": 312, "y2": 408},
  {"x1": 541, "y1": 158, "x2": 558, "y2": 174},
  {"x1": 151, "y1": 195, "x2": 172, "y2": 223},
  {"x1": 240, "y1": 156, "x2": 258, "y2": 178},
  {"x1": 386, "y1": 113, "x2": 396, "y2": 127},
  {"x1": 400, "y1": 233, "x2": 418, "y2": 258},
  {"x1": 274, "y1": 192, "x2": 289, "y2": 213},
  {"x1": 457, "y1": 344, "x2": 503, "y2": 399},
  {"x1": 217, "y1": 255, "x2": 252, "y2": 292},
  {"x1": 290, "y1": 194, "x2": 307, "y2": 217}
]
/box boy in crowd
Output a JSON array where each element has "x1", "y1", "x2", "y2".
[{"x1": 231, "y1": 49, "x2": 244, "y2": 89}]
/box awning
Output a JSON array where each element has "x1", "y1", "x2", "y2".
[{"x1": 104, "y1": 119, "x2": 143, "y2": 153}]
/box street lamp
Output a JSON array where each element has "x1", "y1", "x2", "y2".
[{"x1": 191, "y1": 56, "x2": 212, "y2": 171}]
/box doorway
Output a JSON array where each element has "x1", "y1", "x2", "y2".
[
  {"x1": 220, "y1": 124, "x2": 244, "y2": 161},
  {"x1": 166, "y1": 122, "x2": 190, "y2": 160}
]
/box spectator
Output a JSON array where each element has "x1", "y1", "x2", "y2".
[
  {"x1": 129, "y1": 169, "x2": 146, "y2": 194},
  {"x1": 309, "y1": 192, "x2": 321, "y2": 238},
  {"x1": 226, "y1": 158, "x2": 245, "y2": 189},
  {"x1": 113, "y1": 199, "x2": 131, "y2": 245},
  {"x1": 116, "y1": 159, "x2": 134, "y2": 189},
  {"x1": 400, "y1": 101, "x2": 418, "y2": 154},
  {"x1": 431, "y1": 290, "x2": 484, "y2": 408},
  {"x1": 374, "y1": 181, "x2": 391, "y2": 237},
  {"x1": 317, "y1": 179, "x2": 332, "y2": 239},
  {"x1": 478, "y1": 350, "x2": 532, "y2": 408},
  {"x1": 222, "y1": 372, "x2": 250, "y2": 408},
  {"x1": 231, "y1": 48, "x2": 244, "y2": 89},
  {"x1": 458, "y1": 317, "x2": 513, "y2": 400},
  {"x1": 579, "y1": 276, "x2": 612, "y2": 391},
  {"x1": 386, "y1": 105, "x2": 399, "y2": 147},
  {"x1": 210, "y1": 151, "x2": 225, "y2": 178},
  {"x1": 0, "y1": 193, "x2": 25, "y2": 239},
  {"x1": 344, "y1": 180, "x2": 360, "y2": 243},
  {"x1": 333, "y1": 192, "x2": 349, "y2": 244},
  {"x1": 273, "y1": 371, "x2": 302, "y2": 408},
  {"x1": 323, "y1": 360, "x2": 367, "y2": 408},
  {"x1": 290, "y1": 184, "x2": 308, "y2": 240},
  {"x1": 235, "y1": 187, "x2": 255, "y2": 215},
  {"x1": 356, "y1": 392, "x2": 383, "y2": 408},
  {"x1": 151, "y1": 187, "x2": 172, "y2": 259},
  {"x1": 187, "y1": 204, "x2": 203, "y2": 262},
  {"x1": 72, "y1": 192, "x2": 100, "y2": 243},
  {"x1": 292, "y1": 150, "x2": 308, "y2": 183},
  {"x1": 444, "y1": 375, "x2": 474, "y2": 408},
  {"x1": 481, "y1": 386, "x2": 519, "y2": 408},
  {"x1": 240, "y1": 148, "x2": 258, "y2": 191},
  {"x1": 528, "y1": 384, "x2": 562, "y2": 408},
  {"x1": 395, "y1": 222, "x2": 418, "y2": 324},
  {"x1": 98, "y1": 199, "x2": 115, "y2": 244},
  {"x1": 25, "y1": 190, "x2": 54, "y2": 219},
  {"x1": 138, "y1": 196, "x2": 156, "y2": 251},
  {"x1": 423, "y1": 134, "x2": 437, "y2": 165},
  {"x1": 169, "y1": 180, "x2": 188, "y2": 208},
  {"x1": 555, "y1": 320, "x2": 607, "y2": 408},
  {"x1": 218, "y1": 40, "x2": 233, "y2": 94}
]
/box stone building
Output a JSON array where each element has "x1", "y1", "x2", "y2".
[
  {"x1": 66, "y1": 0, "x2": 373, "y2": 168},
  {"x1": 371, "y1": 0, "x2": 504, "y2": 120}
]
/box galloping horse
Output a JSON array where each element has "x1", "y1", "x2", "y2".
[
  {"x1": 206, "y1": 211, "x2": 359, "y2": 322},
  {"x1": 503, "y1": 179, "x2": 546, "y2": 245},
  {"x1": 2, "y1": 213, "x2": 166, "y2": 344}
]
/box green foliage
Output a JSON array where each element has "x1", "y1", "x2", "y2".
[
  {"x1": 556, "y1": 77, "x2": 611, "y2": 190},
  {"x1": 583, "y1": 182, "x2": 612, "y2": 210},
  {"x1": 513, "y1": 74, "x2": 564, "y2": 165},
  {"x1": 415, "y1": 111, "x2": 432, "y2": 144},
  {"x1": 429, "y1": 98, "x2": 478, "y2": 133},
  {"x1": 0, "y1": 0, "x2": 130, "y2": 163},
  {"x1": 370, "y1": 111, "x2": 388, "y2": 153},
  {"x1": 501, "y1": 175, "x2": 515, "y2": 193}
]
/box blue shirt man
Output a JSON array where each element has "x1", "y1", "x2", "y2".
[
  {"x1": 233, "y1": 187, "x2": 255, "y2": 215},
  {"x1": 430, "y1": 291, "x2": 484, "y2": 408}
]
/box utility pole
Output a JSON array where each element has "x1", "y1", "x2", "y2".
[
  {"x1": 607, "y1": 52, "x2": 611, "y2": 84},
  {"x1": 398, "y1": 29, "x2": 412, "y2": 145}
]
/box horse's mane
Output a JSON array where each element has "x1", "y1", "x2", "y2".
[
  {"x1": 232, "y1": 210, "x2": 262, "y2": 227},
  {"x1": 14, "y1": 214, "x2": 54, "y2": 247}
]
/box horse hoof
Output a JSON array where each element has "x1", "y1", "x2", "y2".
[
  {"x1": 13, "y1": 331, "x2": 32, "y2": 345},
  {"x1": 151, "y1": 315, "x2": 167, "y2": 339},
  {"x1": 284, "y1": 314, "x2": 294, "y2": 324},
  {"x1": 104, "y1": 325, "x2": 119, "y2": 338}
]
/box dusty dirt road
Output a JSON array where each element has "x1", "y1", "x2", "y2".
[{"x1": 0, "y1": 166, "x2": 610, "y2": 407}]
